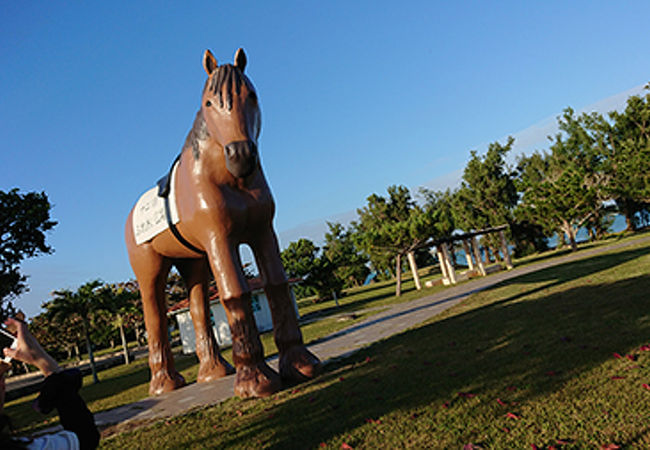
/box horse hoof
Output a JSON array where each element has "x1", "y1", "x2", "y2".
[
  {"x1": 279, "y1": 345, "x2": 321, "y2": 383},
  {"x1": 197, "y1": 356, "x2": 236, "y2": 383},
  {"x1": 149, "y1": 370, "x2": 186, "y2": 395},
  {"x1": 233, "y1": 362, "x2": 281, "y2": 398}
]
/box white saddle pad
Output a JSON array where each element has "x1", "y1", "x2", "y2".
[{"x1": 132, "y1": 162, "x2": 180, "y2": 245}]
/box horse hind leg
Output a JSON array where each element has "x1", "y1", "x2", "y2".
[{"x1": 175, "y1": 258, "x2": 234, "y2": 382}]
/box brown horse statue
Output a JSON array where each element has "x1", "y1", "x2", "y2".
[{"x1": 125, "y1": 48, "x2": 320, "y2": 398}]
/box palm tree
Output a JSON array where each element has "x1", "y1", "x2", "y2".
[
  {"x1": 46, "y1": 280, "x2": 103, "y2": 384},
  {"x1": 98, "y1": 282, "x2": 141, "y2": 365}
]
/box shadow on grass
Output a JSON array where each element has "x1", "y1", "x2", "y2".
[{"x1": 185, "y1": 269, "x2": 650, "y2": 448}]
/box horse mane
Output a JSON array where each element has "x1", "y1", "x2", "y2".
[
  {"x1": 183, "y1": 112, "x2": 208, "y2": 160},
  {"x1": 207, "y1": 64, "x2": 251, "y2": 111}
]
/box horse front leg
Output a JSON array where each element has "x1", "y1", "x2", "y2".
[
  {"x1": 175, "y1": 258, "x2": 235, "y2": 382},
  {"x1": 252, "y1": 229, "x2": 321, "y2": 383},
  {"x1": 206, "y1": 236, "x2": 281, "y2": 398}
]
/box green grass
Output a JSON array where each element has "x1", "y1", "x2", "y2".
[
  {"x1": 2, "y1": 308, "x2": 376, "y2": 434},
  {"x1": 100, "y1": 236, "x2": 650, "y2": 448}
]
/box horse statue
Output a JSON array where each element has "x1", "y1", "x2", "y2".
[{"x1": 125, "y1": 48, "x2": 320, "y2": 398}]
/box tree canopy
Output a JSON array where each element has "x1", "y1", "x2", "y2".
[{"x1": 0, "y1": 189, "x2": 56, "y2": 316}]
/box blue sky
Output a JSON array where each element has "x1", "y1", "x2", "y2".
[{"x1": 2, "y1": 1, "x2": 650, "y2": 318}]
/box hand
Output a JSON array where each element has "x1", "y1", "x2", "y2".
[{"x1": 3, "y1": 318, "x2": 61, "y2": 377}]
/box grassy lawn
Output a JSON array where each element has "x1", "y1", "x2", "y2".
[{"x1": 99, "y1": 236, "x2": 650, "y2": 448}]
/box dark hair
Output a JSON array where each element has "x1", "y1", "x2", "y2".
[{"x1": 0, "y1": 413, "x2": 28, "y2": 449}]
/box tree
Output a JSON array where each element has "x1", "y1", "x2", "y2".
[
  {"x1": 46, "y1": 280, "x2": 105, "y2": 384},
  {"x1": 0, "y1": 189, "x2": 56, "y2": 317},
  {"x1": 280, "y1": 238, "x2": 343, "y2": 301},
  {"x1": 354, "y1": 185, "x2": 436, "y2": 296},
  {"x1": 454, "y1": 138, "x2": 518, "y2": 231},
  {"x1": 98, "y1": 282, "x2": 141, "y2": 365},
  {"x1": 516, "y1": 109, "x2": 601, "y2": 251},
  {"x1": 322, "y1": 222, "x2": 370, "y2": 289},
  {"x1": 587, "y1": 92, "x2": 650, "y2": 230}
]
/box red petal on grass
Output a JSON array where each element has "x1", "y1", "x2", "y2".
[
  {"x1": 502, "y1": 427, "x2": 510, "y2": 433},
  {"x1": 642, "y1": 383, "x2": 650, "y2": 390},
  {"x1": 557, "y1": 440, "x2": 570, "y2": 445},
  {"x1": 600, "y1": 444, "x2": 621, "y2": 449},
  {"x1": 640, "y1": 344, "x2": 650, "y2": 351},
  {"x1": 341, "y1": 443, "x2": 353, "y2": 449},
  {"x1": 613, "y1": 352, "x2": 622, "y2": 359},
  {"x1": 530, "y1": 445, "x2": 539, "y2": 450},
  {"x1": 291, "y1": 388, "x2": 300, "y2": 394},
  {"x1": 506, "y1": 412, "x2": 520, "y2": 419},
  {"x1": 497, "y1": 398, "x2": 508, "y2": 406},
  {"x1": 338, "y1": 377, "x2": 344, "y2": 381},
  {"x1": 365, "y1": 357, "x2": 371, "y2": 363},
  {"x1": 626, "y1": 354, "x2": 637, "y2": 361},
  {"x1": 458, "y1": 392, "x2": 477, "y2": 398},
  {"x1": 320, "y1": 443, "x2": 327, "y2": 448},
  {"x1": 610, "y1": 376, "x2": 626, "y2": 380},
  {"x1": 365, "y1": 418, "x2": 382, "y2": 424}
]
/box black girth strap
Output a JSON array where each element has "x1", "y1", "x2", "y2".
[{"x1": 164, "y1": 195, "x2": 206, "y2": 256}]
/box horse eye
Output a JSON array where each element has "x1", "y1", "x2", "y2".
[{"x1": 205, "y1": 100, "x2": 212, "y2": 107}]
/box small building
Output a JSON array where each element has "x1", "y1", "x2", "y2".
[{"x1": 168, "y1": 278, "x2": 300, "y2": 354}]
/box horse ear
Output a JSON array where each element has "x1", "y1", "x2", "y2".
[
  {"x1": 203, "y1": 50, "x2": 218, "y2": 75},
  {"x1": 234, "y1": 48, "x2": 247, "y2": 73}
]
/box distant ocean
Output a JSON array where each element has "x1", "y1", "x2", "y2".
[{"x1": 452, "y1": 214, "x2": 638, "y2": 266}]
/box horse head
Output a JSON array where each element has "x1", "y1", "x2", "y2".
[{"x1": 201, "y1": 48, "x2": 262, "y2": 179}]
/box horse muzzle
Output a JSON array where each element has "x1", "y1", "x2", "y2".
[{"x1": 224, "y1": 140, "x2": 258, "y2": 178}]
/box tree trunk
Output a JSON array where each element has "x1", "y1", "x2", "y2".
[
  {"x1": 135, "y1": 325, "x2": 144, "y2": 350},
  {"x1": 499, "y1": 230, "x2": 513, "y2": 270},
  {"x1": 331, "y1": 290, "x2": 340, "y2": 308},
  {"x1": 561, "y1": 220, "x2": 578, "y2": 252},
  {"x1": 83, "y1": 320, "x2": 99, "y2": 384},
  {"x1": 395, "y1": 253, "x2": 402, "y2": 297},
  {"x1": 74, "y1": 344, "x2": 81, "y2": 361},
  {"x1": 118, "y1": 316, "x2": 130, "y2": 365},
  {"x1": 406, "y1": 251, "x2": 422, "y2": 290}
]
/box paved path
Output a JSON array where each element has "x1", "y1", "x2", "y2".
[{"x1": 79, "y1": 234, "x2": 650, "y2": 434}]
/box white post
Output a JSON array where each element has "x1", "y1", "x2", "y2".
[
  {"x1": 436, "y1": 246, "x2": 450, "y2": 285},
  {"x1": 461, "y1": 239, "x2": 475, "y2": 271},
  {"x1": 406, "y1": 251, "x2": 422, "y2": 290},
  {"x1": 471, "y1": 236, "x2": 487, "y2": 276},
  {"x1": 441, "y1": 243, "x2": 457, "y2": 284}
]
